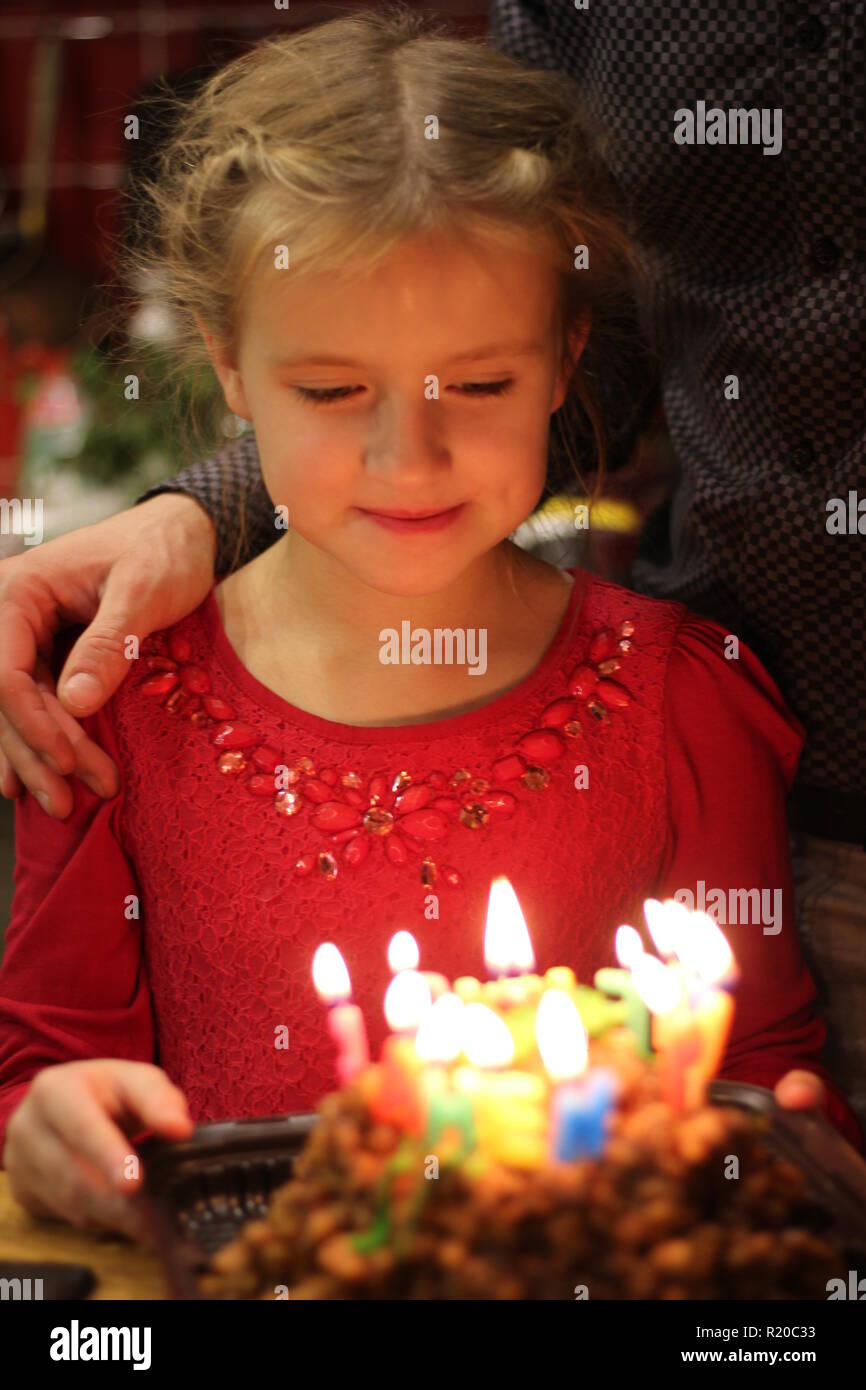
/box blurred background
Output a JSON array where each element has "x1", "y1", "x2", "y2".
[{"x1": 0, "y1": 0, "x2": 676, "y2": 941}]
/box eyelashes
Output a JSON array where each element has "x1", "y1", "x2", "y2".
[
  {"x1": 458, "y1": 379, "x2": 513, "y2": 397},
  {"x1": 293, "y1": 379, "x2": 514, "y2": 407},
  {"x1": 292, "y1": 386, "x2": 361, "y2": 406}
]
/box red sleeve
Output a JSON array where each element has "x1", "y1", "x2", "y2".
[
  {"x1": 0, "y1": 703, "x2": 156, "y2": 1165},
  {"x1": 654, "y1": 613, "x2": 864, "y2": 1153}
]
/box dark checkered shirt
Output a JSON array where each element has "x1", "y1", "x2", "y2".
[{"x1": 142, "y1": 1, "x2": 865, "y2": 801}]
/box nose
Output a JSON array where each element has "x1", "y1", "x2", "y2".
[{"x1": 363, "y1": 390, "x2": 449, "y2": 486}]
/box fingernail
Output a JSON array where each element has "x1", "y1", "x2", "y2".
[
  {"x1": 61, "y1": 672, "x2": 103, "y2": 710},
  {"x1": 35, "y1": 790, "x2": 52, "y2": 813},
  {"x1": 81, "y1": 774, "x2": 112, "y2": 798},
  {"x1": 110, "y1": 1158, "x2": 135, "y2": 1190},
  {"x1": 779, "y1": 1083, "x2": 810, "y2": 1106}
]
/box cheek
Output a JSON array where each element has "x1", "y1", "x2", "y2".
[
  {"x1": 465, "y1": 407, "x2": 550, "y2": 505},
  {"x1": 255, "y1": 407, "x2": 355, "y2": 510},
  {"x1": 502, "y1": 457, "x2": 549, "y2": 524}
]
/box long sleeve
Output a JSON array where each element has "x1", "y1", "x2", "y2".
[
  {"x1": 654, "y1": 613, "x2": 864, "y2": 1151},
  {"x1": 0, "y1": 704, "x2": 156, "y2": 1165},
  {"x1": 137, "y1": 430, "x2": 279, "y2": 576}
]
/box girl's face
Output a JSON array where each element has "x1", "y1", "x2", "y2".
[{"x1": 205, "y1": 230, "x2": 587, "y2": 596}]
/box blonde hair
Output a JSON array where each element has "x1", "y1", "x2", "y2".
[{"x1": 113, "y1": 3, "x2": 647, "y2": 568}]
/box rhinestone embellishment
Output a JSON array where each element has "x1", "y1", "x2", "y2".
[
  {"x1": 137, "y1": 613, "x2": 636, "y2": 891},
  {"x1": 363, "y1": 807, "x2": 395, "y2": 836}
]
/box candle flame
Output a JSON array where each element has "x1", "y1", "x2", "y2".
[
  {"x1": 484, "y1": 877, "x2": 535, "y2": 977},
  {"x1": 643, "y1": 898, "x2": 682, "y2": 958},
  {"x1": 414, "y1": 992, "x2": 465, "y2": 1062},
  {"x1": 632, "y1": 953, "x2": 684, "y2": 1015},
  {"x1": 387, "y1": 930, "x2": 419, "y2": 973},
  {"x1": 673, "y1": 912, "x2": 737, "y2": 986},
  {"x1": 383, "y1": 969, "x2": 432, "y2": 1033},
  {"x1": 615, "y1": 924, "x2": 644, "y2": 969},
  {"x1": 536, "y1": 988, "x2": 588, "y2": 1082},
  {"x1": 462, "y1": 1002, "x2": 515, "y2": 1068},
  {"x1": 312, "y1": 943, "x2": 352, "y2": 1004}
]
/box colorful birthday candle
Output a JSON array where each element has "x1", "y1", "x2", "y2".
[
  {"x1": 593, "y1": 924, "x2": 652, "y2": 1057},
  {"x1": 536, "y1": 988, "x2": 619, "y2": 1160},
  {"x1": 311, "y1": 943, "x2": 370, "y2": 1086}
]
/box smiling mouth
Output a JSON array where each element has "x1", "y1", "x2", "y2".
[
  {"x1": 356, "y1": 504, "x2": 465, "y2": 533},
  {"x1": 362, "y1": 507, "x2": 455, "y2": 519}
]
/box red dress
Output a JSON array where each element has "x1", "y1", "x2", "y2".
[{"x1": 1, "y1": 571, "x2": 861, "y2": 1155}]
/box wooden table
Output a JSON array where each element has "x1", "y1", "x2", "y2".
[{"x1": 0, "y1": 1171, "x2": 168, "y2": 1299}]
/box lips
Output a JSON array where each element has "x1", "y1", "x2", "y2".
[
  {"x1": 357, "y1": 504, "x2": 465, "y2": 534},
  {"x1": 360, "y1": 507, "x2": 457, "y2": 519}
]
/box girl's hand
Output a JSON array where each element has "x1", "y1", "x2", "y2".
[
  {"x1": 3, "y1": 1060, "x2": 195, "y2": 1242},
  {"x1": 774, "y1": 1069, "x2": 825, "y2": 1110},
  {"x1": 0, "y1": 493, "x2": 217, "y2": 818}
]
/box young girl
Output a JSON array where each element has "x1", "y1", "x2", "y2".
[{"x1": 0, "y1": 8, "x2": 860, "y2": 1241}]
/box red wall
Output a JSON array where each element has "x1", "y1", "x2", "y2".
[{"x1": 0, "y1": 1, "x2": 489, "y2": 278}]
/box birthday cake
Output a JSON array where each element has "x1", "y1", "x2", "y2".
[
  {"x1": 198, "y1": 1034, "x2": 843, "y2": 1300},
  {"x1": 195, "y1": 886, "x2": 845, "y2": 1300}
]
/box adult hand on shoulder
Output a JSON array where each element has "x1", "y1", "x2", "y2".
[
  {"x1": 774, "y1": 1069, "x2": 825, "y2": 1109},
  {"x1": 0, "y1": 493, "x2": 217, "y2": 818}
]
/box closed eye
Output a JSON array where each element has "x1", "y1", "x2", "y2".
[
  {"x1": 453, "y1": 379, "x2": 513, "y2": 397},
  {"x1": 293, "y1": 380, "x2": 514, "y2": 407},
  {"x1": 293, "y1": 385, "x2": 361, "y2": 405}
]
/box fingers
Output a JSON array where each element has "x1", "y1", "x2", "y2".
[
  {"x1": 57, "y1": 563, "x2": 160, "y2": 716},
  {"x1": 774, "y1": 1069, "x2": 826, "y2": 1110},
  {"x1": 29, "y1": 1067, "x2": 139, "y2": 1190},
  {"x1": 0, "y1": 499, "x2": 212, "y2": 815},
  {"x1": 0, "y1": 651, "x2": 119, "y2": 814},
  {"x1": 10, "y1": 1063, "x2": 196, "y2": 1241},
  {"x1": 0, "y1": 710, "x2": 75, "y2": 817},
  {"x1": 0, "y1": 624, "x2": 77, "y2": 773},
  {"x1": 38, "y1": 1063, "x2": 193, "y2": 1196},
  {"x1": 105, "y1": 1062, "x2": 196, "y2": 1154},
  {"x1": 39, "y1": 686, "x2": 119, "y2": 798},
  {"x1": 0, "y1": 692, "x2": 120, "y2": 815},
  {"x1": 0, "y1": 746, "x2": 23, "y2": 799},
  {"x1": 12, "y1": 1121, "x2": 146, "y2": 1242}
]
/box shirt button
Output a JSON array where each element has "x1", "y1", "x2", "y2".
[
  {"x1": 790, "y1": 441, "x2": 815, "y2": 470},
  {"x1": 811, "y1": 235, "x2": 840, "y2": 271},
  {"x1": 796, "y1": 16, "x2": 827, "y2": 51}
]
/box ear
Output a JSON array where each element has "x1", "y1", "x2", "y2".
[
  {"x1": 551, "y1": 311, "x2": 592, "y2": 413},
  {"x1": 194, "y1": 314, "x2": 253, "y2": 421}
]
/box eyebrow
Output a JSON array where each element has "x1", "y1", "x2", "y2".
[{"x1": 272, "y1": 341, "x2": 546, "y2": 368}]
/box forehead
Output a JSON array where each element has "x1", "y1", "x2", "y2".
[{"x1": 241, "y1": 232, "x2": 560, "y2": 358}]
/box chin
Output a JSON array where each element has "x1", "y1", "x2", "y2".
[{"x1": 346, "y1": 552, "x2": 475, "y2": 600}]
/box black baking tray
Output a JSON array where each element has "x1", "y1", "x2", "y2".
[{"x1": 137, "y1": 1082, "x2": 866, "y2": 1300}]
